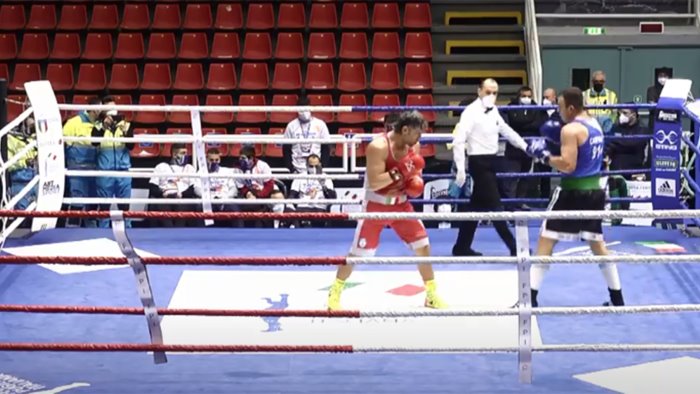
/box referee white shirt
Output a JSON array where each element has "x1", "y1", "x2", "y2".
[
  {"x1": 452, "y1": 98, "x2": 529, "y2": 182},
  {"x1": 284, "y1": 116, "x2": 330, "y2": 173}
]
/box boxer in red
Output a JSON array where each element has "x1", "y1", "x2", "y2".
[{"x1": 326, "y1": 111, "x2": 447, "y2": 310}]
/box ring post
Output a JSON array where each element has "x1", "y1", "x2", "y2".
[
  {"x1": 515, "y1": 220, "x2": 532, "y2": 383},
  {"x1": 110, "y1": 210, "x2": 167, "y2": 364},
  {"x1": 191, "y1": 110, "x2": 214, "y2": 226}
]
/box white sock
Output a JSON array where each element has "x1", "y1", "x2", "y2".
[
  {"x1": 272, "y1": 204, "x2": 284, "y2": 229},
  {"x1": 599, "y1": 263, "x2": 621, "y2": 290},
  {"x1": 530, "y1": 264, "x2": 549, "y2": 290}
]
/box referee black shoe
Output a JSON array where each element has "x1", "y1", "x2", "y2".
[{"x1": 451, "y1": 246, "x2": 483, "y2": 257}]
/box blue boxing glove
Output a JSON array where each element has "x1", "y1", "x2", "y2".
[
  {"x1": 527, "y1": 138, "x2": 551, "y2": 164},
  {"x1": 539, "y1": 119, "x2": 562, "y2": 145}
]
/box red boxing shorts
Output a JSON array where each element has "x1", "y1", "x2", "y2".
[{"x1": 350, "y1": 198, "x2": 428, "y2": 257}]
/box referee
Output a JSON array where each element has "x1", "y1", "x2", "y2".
[{"x1": 451, "y1": 78, "x2": 531, "y2": 257}]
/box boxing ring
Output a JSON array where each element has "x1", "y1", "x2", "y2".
[{"x1": 1, "y1": 80, "x2": 700, "y2": 392}]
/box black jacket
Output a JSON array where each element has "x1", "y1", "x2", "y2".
[
  {"x1": 503, "y1": 98, "x2": 545, "y2": 159},
  {"x1": 606, "y1": 122, "x2": 649, "y2": 172}
]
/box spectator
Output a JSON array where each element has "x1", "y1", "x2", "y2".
[
  {"x1": 502, "y1": 86, "x2": 544, "y2": 210},
  {"x1": 605, "y1": 105, "x2": 649, "y2": 179},
  {"x1": 148, "y1": 143, "x2": 199, "y2": 227},
  {"x1": 236, "y1": 145, "x2": 286, "y2": 227},
  {"x1": 289, "y1": 154, "x2": 336, "y2": 227},
  {"x1": 646, "y1": 67, "x2": 672, "y2": 104},
  {"x1": 62, "y1": 96, "x2": 103, "y2": 227},
  {"x1": 7, "y1": 116, "x2": 37, "y2": 211},
  {"x1": 94, "y1": 96, "x2": 134, "y2": 228},
  {"x1": 283, "y1": 97, "x2": 331, "y2": 173},
  {"x1": 583, "y1": 70, "x2": 618, "y2": 134},
  {"x1": 194, "y1": 148, "x2": 242, "y2": 227}
]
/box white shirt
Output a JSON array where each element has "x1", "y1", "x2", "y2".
[
  {"x1": 234, "y1": 159, "x2": 273, "y2": 191},
  {"x1": 291, "y1": 177, "x2": 334, "y2": 210},
  {"x1": 452, "y1": 98, "x2": 528, "y2": 172},
  {"x1": 150, "y1": 162, "x2": 197, "y2": 196},
  {"x1": 283, "y1": 117, "x2": 330, "y2": 173},
  {"x1": 194, "y1": 166, "x2": 239, "y2": 199}
]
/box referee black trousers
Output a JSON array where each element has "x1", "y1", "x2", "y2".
[{"x1": 453, "y1": 155, "x2": 517, "y2": 255}]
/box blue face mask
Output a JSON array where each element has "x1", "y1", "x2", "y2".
[
  {"x1": 172, "y1": 154, "x2": 187, "y2": 166},
  {"x1": 239, "y1": 157, "x2": 254, "y2": 171},
  {"x1": 208, "y1": 162, "x2": 220, "y2": 173}
]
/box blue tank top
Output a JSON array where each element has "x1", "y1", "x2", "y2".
[{"x1": 566, "y1": 117, "x2": 604, "y2": 178}]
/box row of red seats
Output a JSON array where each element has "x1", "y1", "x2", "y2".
[
  {"x1": 0, "y1": 3, "x2": 431, "y2": 31},
  {"x1": 3, "y1": 62, "x2": 434, "y2": 92},
  {"x1": 0, "y1": 31, "x2": 432, "y2": 61},
  {"x1": 130, "y1": 128, "x2": 436, "y2": 159}
]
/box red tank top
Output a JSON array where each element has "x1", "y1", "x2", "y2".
[{"x1": 371, "y1": 133, "x2": 414, "y2": 196}]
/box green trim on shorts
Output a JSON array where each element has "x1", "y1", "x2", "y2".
[{"x1": 560, "y1": 175, "x2": 601, "y2": 191}]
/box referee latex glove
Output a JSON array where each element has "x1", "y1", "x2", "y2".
[
  {"x1": 527, "y1": 138, "x2": 551, "y2": 164},
  {"x1": 455, "y1": 169, "x2": 467, "y2": 187}
]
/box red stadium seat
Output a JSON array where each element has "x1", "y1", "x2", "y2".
[
  {"x1": 114, "y1": 33, "x2": 145, "y2": 60},
  {"x1": 371, "y1": 3, "x2": 400, "y2": 29},
  {"x1": 337, "y1": 94, "x2": 367, "y2": 124},
  {"x1": 246, "y1": 3, "x2": 274, "y2": 30},
  {"x1": 179, "y1": 32, "x2": 209, "y2": 60},
  {"x1": 338, "y1": 63, "x2": 367, "y2": 92},
  {"x1": 57, "y1": 5, "x2": 88, "y2": 31},
  {"x1": 69, "y1": 94, "x2": 95, "y2": 118},
  {"x1": 340, "y1": 3, "x2": 368, "y2": 29},
  {"x1": 336, "y1": 128, "x2": 366, "y2": 157},
  {"x1": 214, "y1": 3, "x2": 243, "y2": 30},
  {"x1": 0, "y1": 6, "x2": 26, "y2": 31},
  {"x1": 203, "y1": 95, "x2": 234, "y2": 124},
  {"x1": 54, "y1": 94, "x2": 67, "y2": 121},
  {"x1": 109, "y1": 64, "x2": 139, "y2": 90},
  {"x1": 210, "y1": 32, "x2": 240, "y2": 60},
  {"x1": 309, "y1": 94, "x2": 334, "y2": 123},
  {"x1": 404, "y1": 62, "x2": 433, "y2": 90},
  {"x1": 0, "y1": 63, "x2": 8, "y2": 81},
  {"x1": 404, "y1": 32, "x2": 433, "y2": 59},
  {"x1": 50, "y1": 33, "x2": 81, "y2": 60},
  {"x1": 204, "y1": 128, "x2": 229, "y2": 157},
  {"x1": 305, "y1": 63, "x2": 335, "y2": 90},
  {"x1": 309, "y1": 3, "x2": 338, "y2": 29},
  {"x1": 46, "y1": 63, "x2": 74, "y2": 92},
  {"x1": 168, "y1": 95, "x2": 200, "y2": 123},
  {"x1": 183, "y1": 3, "x2": 212, "y2": 30},
  {"x1": 17, "y1": 33, "x2": 49, "y2": 60},
  {"x1": 307, "y1": 32, "x2": 336, "y2": 60},
  {"x1": 403, "y1": 3, "x2": 432, "y2": 28},
  {"x1": 162, "y1": 128, "x2": 192, "y2": 157},
  {"x1": 131, "y1": 128, "x2": 161, "y2": 158},
  {"x1": 152, "y1": 4, "x2": 181, "y2": 30},
  {"x1": 135, "y1": 95, "x2": 167, "y2": 124},
  {"x1": 370, "y1": 94, "x2": 400, "y2": 122},
  {"x1": 146, "y1": 33, "x2": 176, "y2": 60},
  {"x1": 370, "y1": 62, "x2": 400, "y2": 91},
  {"x1": 121, "y1": 4, "x2": 150, "y2": 30},
  {"x1": 173, "y1": 63, "x2": 204, "y2": 90},
  {"x1": 275, "y1": 33, "x2": 304, "y2": 60},
  {"x1": 406, "y1": 94, "x2": 436, "y2": 122},
  {"x1": 111, "y1": 94, "x2": 134, "y2": 121},
  {"x1": 272, "y1": 63, "x2": 302, "y2": 90},
  {"x1": 26, "y1": 5, "x2": 57, "y2": 30},
  {"x1": 89, "y1": 5, "x2": 119, "y2": 30},
  {"x1": 81, "y1": 33, "x2": 112, "y2": 60},
  {"x1": 206, "y1": 63, "x2": 237, "y2": 91},
  {"x1": 238, "y1": 63, "x2": 269, "y2": 91},
  {"x1": 277, "y1": 3, "x2": 306, "y2": 29},
  {"x1": 371, "y1": 32, "x2": 400, "y2": 60},
  {"x1": 237, "y1": 94, "x2": 267, "y2": 124},
  {"x1": 231, "y1": 128, "x2": 263, "y2": 157},
  {"x1": 270, "y1": 94, "x2": 299, "y2": 124},
  {"x1": 339, "y1": 32, "x2": 368, "y2": 60},
  {"x1": 140, "y1": 63, "x2": 172, "y2": 90},
  {"x1": 74, "y1": 63, "x2": 106, "y2": 92},
  {"x1": 265, "y1": 128, "x2": 285, "y2": 158},
  {"x1": 0, "y1": 33, "x2": 17, "y2": 60},
  {"x1": 7, "y1": 95, "x2": 26, "y2": 120},
  {"x1": 242, "y1": 33, "x2": 272, "y2": 61}
]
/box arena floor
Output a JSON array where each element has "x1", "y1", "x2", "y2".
[{"x1": 1, "y1": 226, "x2": 700, "y2": 393}]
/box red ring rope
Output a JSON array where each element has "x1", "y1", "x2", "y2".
[
  {"x1": 0, "y1": 304, "x2": 360, "y2": 318},
  {"x1": 0, "y1": 209, "x2": 348, "y2": 220},
  {"x1": 0, "y1": 255, "x2": 347, "y2": 266},
  {"x1": 0, "y1": 343, "x2": 354, "y2": 353}
]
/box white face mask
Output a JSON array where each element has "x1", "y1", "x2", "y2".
[
  {"x1": 481, "y1": 94, "x2": 497, "y2": 109},
  {"x1": 658, "y1": 77, "x2": 668, "y2": 86},
  {"x1": 520, "y1": 97, "x2": 532, "y2": 105},
  {"x1": 542, "y1": 99, "x2": 551, "y2": 106},
  {"x1": 107, "y1": 109, "x2": 118, "y2": 116},
  {"x1": 618, "y1": 113, "x2": 629, "y2": 125},
  {"x1": 298, "y1": 111, "x2": 311, "y2": 123}
]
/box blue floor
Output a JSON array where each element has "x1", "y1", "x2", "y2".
[{"x1": 1, "y1": 226, "x2": 700, "y2": 393}]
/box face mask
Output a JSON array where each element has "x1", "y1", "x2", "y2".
[
  {"x1": 298, "y1": 111, "x2": 311, "y2": 123},
  {"x1": 307, "y1": 164, "x2": 322, "y2": 175},
  {"x1": 107, "y1": 109, "x2": 118, "y2": 117},
  {"x1": 618, "y1": 114, "x2": 629, "y2": 125},
  {"x1": 481, "y1": 94, "x2": 497, "y2": 109},
  {"x1": 172, "y1": 155, "x2": 187, "y2": 166},
  {"x1": 520, "y1": 97, "x2": 532, "y2": 105},
  {"x1": 542, "y1": 99, "x2": 551, "y2": 106},
  {"x1": 658, "y1": 77, "x2": 668, "y2": 86},
  {"x1": 239, "y1": 157, "x2": 254, "y2": 171},
  {"x1": 208, "y1": 162, "x2": 220, "y2": 173},
  {"x1": 592, "y1": 83, "x2": 604, "y2": 93}
]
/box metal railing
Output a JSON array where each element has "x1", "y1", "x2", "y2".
[{"x1": 524, "y1": 0, "x2": 543, "y2": 104}]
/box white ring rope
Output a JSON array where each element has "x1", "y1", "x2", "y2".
[
  {"x1": 344, "y1": 209, "x2": 700, "y2": 221},
  {"x1": 64, "y1": 197, "x2": 361, "y2": 206},
  {"x1": 354, "y1": 344, "x2": 700, "y2": 353},
  {"x1": 0, "y1": 140, "x2": 37, "y2": 174},
  {"x1": 357, "y1": 304, "x2": 700, "y2": 317},
  {"x1": 65, "y1": 169, "x2": 363, "y2": 180},
  {"x1": 346, "y1": 255, "x2": 700, "y2": 265},
  {"x1": 64, "y1": 136, "x2": 350, "y2": 145},
  {"x1": 57, "y1": 104, "x2": 355, "y2": 113},
  {"x1": 0, "y1": 107, "x2": 33, "y2": 141}
]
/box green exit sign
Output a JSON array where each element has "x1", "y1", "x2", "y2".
[{"x1": 583, "y1": 27, "x2": 606, "y2": 35}]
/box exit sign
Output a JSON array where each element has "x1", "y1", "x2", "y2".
[{"x1": 583, "y1": 27, "x2": 605, "y2": 35}]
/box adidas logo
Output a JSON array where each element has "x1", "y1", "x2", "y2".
[{"x1": 656, "y1": 179, "x2": 675, "y2": 196}]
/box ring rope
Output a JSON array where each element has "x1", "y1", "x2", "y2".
[
  {"x1": 3, "y1": 303, "x2": 700, "y2": 317},
  {"x1": 1, "y1": 254, "x2": 699, "y2": 266}
]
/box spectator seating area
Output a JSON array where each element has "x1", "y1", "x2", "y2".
[{"x1": 0, "y1": 2, "x2": 434, "y2": 159}]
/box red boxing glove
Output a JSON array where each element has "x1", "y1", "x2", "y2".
[
  {"x1": 405, "y1": 176, "x2": 424, "y2": 198},
  {"x1": 396, "y1": 152, "x2": 425, "y2": 180}
]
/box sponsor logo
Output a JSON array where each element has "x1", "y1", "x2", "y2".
[
  {"x1": 41, "y1": 180, "x2": 60, "y2": 196},
  {"x1": 653, "y1": 156, "x2": 679, "y2": 171},
  {"x1": 260, "y1": 293, "x2": 288, "y2": 332},
  {"x1": 654, "y1": 129, "x2": 679, "y2": 145},
  {"x1": 656, "y1": 110, "x2": 678, "y2": 123},
  {"x1": 655, "y1": 178, "x2": 676, "y2": 197}
]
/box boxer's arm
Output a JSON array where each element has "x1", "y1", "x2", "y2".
[
  {"x1": 547, "y1": 124, "x2": 580, "y2": 174},
  {"x1": 366, "y1": 141, "x2": 396, "y2": 191}
]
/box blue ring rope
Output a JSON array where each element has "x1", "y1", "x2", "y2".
[
  {"x1": 412, "y1": 197, "x2": 650, "y2": 205},
  {"x1": 351, "y1": 104, "x2": 657, "y2": 112}
]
